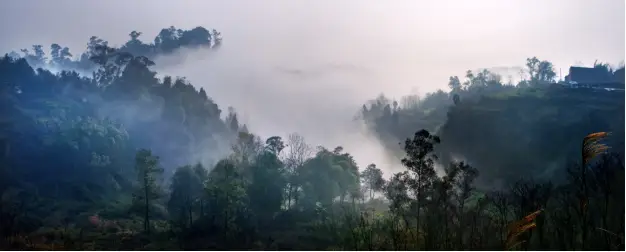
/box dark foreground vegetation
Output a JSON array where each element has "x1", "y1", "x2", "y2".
[{"x1": 0, "y1": 26, "x2": 623, "y2": 250}]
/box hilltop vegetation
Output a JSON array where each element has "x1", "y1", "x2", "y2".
[
  {"x1": 11, "y1": 26, "x2": 221, "y2": 72},
  {"x1": 362, "y1": 59, "x2": 625, "y2": 188},
  {"x1": 0, "y1": 28, "x2": 624, "y2": 250}
]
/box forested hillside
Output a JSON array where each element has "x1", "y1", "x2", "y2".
[
  {"x1": 361, "y1": 59, "x2": 625, "y2": 188},
  {"x1": 0, "y1": 28, "x2": 624, "y2": 250}
]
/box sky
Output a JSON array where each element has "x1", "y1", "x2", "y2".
[{"x1": 0, "y1": 0, "x2": 624, "y2": 174}]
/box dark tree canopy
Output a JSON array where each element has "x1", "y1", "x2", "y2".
[{"x1": 0, "y1": 26, "x2": 623, "y2": 251}]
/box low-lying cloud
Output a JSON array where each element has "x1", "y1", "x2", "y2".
[
  {"x1": 1, "y1": 0, "x2": 622, "y2": 176},
  {"x1": 153, "y1": 46, "x2": 405, "y2": 175}
]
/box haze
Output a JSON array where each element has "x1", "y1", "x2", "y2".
[{"x1": 1, "y1": 0, "x2": 624, "y2": 174}]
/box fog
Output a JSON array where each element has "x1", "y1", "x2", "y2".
[{"x1": 1, "y1": 0, "x2": 623, "y2": 174}]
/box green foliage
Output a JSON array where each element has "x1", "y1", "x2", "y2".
[
  {"x1": 362, "y1": 57, "x2": 624, "y2": 187},
  {"x1": 361, "y1": 164, "x2": 385, "y2": 200},
  {"x1": 168, "y1": 165, "x2": 204, "y2": 228},
  {"x1": 204, "y1": 160, "x2": 249, "y2": 232},
  {"x1": 133, "y1": 149, "x2": 163, "y2": 233},
  {"x1": 248, "y1": 151, "x2": 286, "y2": 222},
  {"x1": 298, "y1": 147, "x2": 361, "y2": 207},
  {"x1": 1, "y1": 32, "x2": 624, "y2": 251}
]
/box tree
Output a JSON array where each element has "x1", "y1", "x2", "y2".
[
  {"x1": 400, "y1": 129, "x2": 440, "y2": 241},
  {"x1": 248, "y1": 149, "x2": 286, "y2": 228},
  {"x1": 593, "y1": 61, "x2": 615, "y2": 81},
  {"x1": 129, "y1": 31, "x2": 142, "y2": 41},
  {"x1": 452, "y1": 94, "x2": 460, "y2": 105},
  {"x1": 474, "y1": 69, "x2": 490, "y2": 87},
  {"x1": 265, "y1": 136, "x2": 285, "y2": 155},
  {"x1": 50, "y1": 44, "x2": 72, "y2": 67},
  {"x1": 486, "y1": 72, "x2": 503, "y2": 88},
  {"x1": 526, "y1": 57, "x2": 540, "y2": 82},
  {"x1": 212, "y1": 29, "x2": 223, "y2": 48},
  {"x1": 486, "y1": 191, "x2": 511, "y2": 247},
  {"x1": 360, "y1": 164, "x2": 385, "y2": 200},
  {"x1": 448, "y1": 76, "x2": 462, "y2": 91},
  {"x1": 133, "y1": 149, "x2": 163, "y2": 233},
  {"x1": 327, "y1": 147, "x2": 361, "y2": 203},
  {"x1": 283, "y1": 133, "x2": 312, "y2": 207},
  {"x1": 106, "y1": 53, "x2": 158, "y2": 99},
  {"x1": 205, "y1": 160, "x2": 248, "y2": 232},
  {"x1": 433, "y1": 162, "x2": 463, "y2": 249},
  {"x1": 19, "y1": 45, "x2": 47, "y2": 67},
  {"x1": 463, "y1": 70, "x2": 474, "y2": 88},
  {"x1": 537, "y1": 60, "x2": 556, "y2": 83},
  {"x1": 452, "y1": 161, "x2": 478, "y2": 248},
  {"x1": 298, "y1": 148, "x2": 346, "y2": 207},
  {"x1": 225, "y1": 107, "x2": 240, "y2": 133},
  {"x1": 50, "y1": 44, "x2": 61, "y2": 63},
  {"x1": 526, "y1": 57, "x2": 556, "y2": 84},
  {"x1": 384, "y1": 171, "x2": 411, "y2": 223},
  {"x1": 199, "y1": 87, "x2": 208, "y2": 100},
  {"x1": 31, "y1": 45, "x2": 46, "y2": 64},
  {"x1": 231, "y1": 132, "x2": 263, "y2": 167},
  {"x1": 168, "y1": 165, "x2": 204, "y2": 228},
  {"x1": 192, "y1": 163, "x2": 209, "y2": 217}
]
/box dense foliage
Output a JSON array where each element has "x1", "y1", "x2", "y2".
[
  {"x1": 0, "y1": 28, "x2": 623, "y2": 250},
  {"x1": 362, "y1": 58, "x2": 625, "y2": 188}
]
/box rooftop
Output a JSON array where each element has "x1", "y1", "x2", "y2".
[{"x1": 567, "y1": 66, "x2": 613, "y2": 83}]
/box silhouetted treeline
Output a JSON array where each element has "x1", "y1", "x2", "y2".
[{"x1": 10, "y1": 26, "x2": 222, "y2": 72}]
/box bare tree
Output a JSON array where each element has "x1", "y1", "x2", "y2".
[
  {"x1": 487, "y1": 191, "x2": 511, "y2": 247},
  {"x1": 282, "y1": 133, "x2": 313, "y2": 208}
]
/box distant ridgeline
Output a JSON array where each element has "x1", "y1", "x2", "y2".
[
  {"x1": 0, "y1": 26, "x2": 239, "y2": 199},
  {"x1": 8, "y1": 26, "x2": 222, "y2": 72},
  {"x1": 361, "y1": 59, "x2": 625, "y2": 189}
]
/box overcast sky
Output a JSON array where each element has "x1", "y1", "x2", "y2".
[{"x1": 0, "y1": 0, "x2": 624, "y2": 173}]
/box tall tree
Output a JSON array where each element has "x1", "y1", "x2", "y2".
[
  {"x1": 448, "y1": 76, "x2": 462, "y2": 91},
  {"x1": 231, "y1": 132, "x2": 263, "y2": 167},
  {"x1": 205, "y1": 160, "x2": 248, "y2": 232},
  {"x1": 400, "y1": 129, "x2": 440, "y2": 242},
  {"x1": 248, "y1": 148, "x2": 286, "y2": 227},
  {"x1": 133, "y1": 149, "x2": 163, "y2": 233},
  {"x1": 283, "y1": 133, "x2": 312, "y2": 207},
  {"x1": 168, "y1": 165, "x2": 204, "y2": 228},
  {"x1": 452, "y1": 161, "x2": 479, "y2": 248},
  {"x1": 360, "y1": 164, "x2": 385, "y2": 200},
  {"x1": 526, "y1": 57, "x2": 540, "y2": 82},
  {"x1": 193, "y1": 163, "x2": 209, "y2": 217}
]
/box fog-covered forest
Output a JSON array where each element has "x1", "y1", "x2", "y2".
[{"x1": 0, "y1": 23, "x2": 624, "y2": 251}]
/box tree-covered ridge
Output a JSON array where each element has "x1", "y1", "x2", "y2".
[
  {"x1": 0, "y1": 37, "x2": 236, "y2": 201},
  {"x1": 0, "y1": 28, "x2": 368, "y2": 250},
  {"x1": 361, "y1": 57, "x2": 625, "y2": 188},
  {"x1": 10, "y1": 26, "x2": 222, "y2": 72}
]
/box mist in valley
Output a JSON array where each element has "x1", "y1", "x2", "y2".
[
  {"x1": 1, "y1": 1, "x2": 625, "y2": 250},
  {"x1": 2, "y1": 0, "x2": 624, "y2": 176}
]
